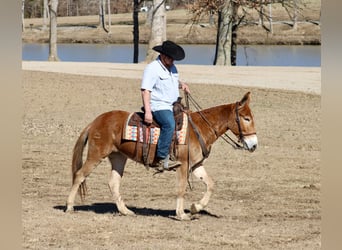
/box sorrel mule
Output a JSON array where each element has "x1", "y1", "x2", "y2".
[{"x1": 65, "y1": 92, "x2": 257, "y2": 220}]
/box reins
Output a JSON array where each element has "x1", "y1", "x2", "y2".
[{"x1": 185, "y1": 93, "x2": 244, "y2": 150}]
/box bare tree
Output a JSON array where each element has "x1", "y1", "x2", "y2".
[
  {"x1": 258, "y1": 1, "x2": 273, "y2": 33},
  {"x1": 48, "y1": 0, "x2": 60, "y2": 61},
  {"x1": 190, "y1": 0, "x2": 304, "y2": 65},
  {"x1": 214, "y1": 0, "x2": 238, "y2": 65},
  {"x1": 99, "y1": 0, "x2": 110, "y2": 33},
  {"x1": 280, "y1": 0, "x2": 303, "y2": 29},
  {"x1": 190, "y1": 0, "x2": 241, "y2": 65},
  {"x1": 145, "y1": 0, "x2": 167, "y2": 62}
]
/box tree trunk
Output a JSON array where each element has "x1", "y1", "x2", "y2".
[
  {"x1": 107, "y1": 0, "x2": 111, "y2": 33},
  {"x1": 99, "y1": 0, "x2": 109, "y2": 32},
  {"x1": 146, "y1": 7, "x2": 153, "y2": 27},
  {"x1": 231, "y1": 1, "x2": 238, "y2": 66},
  {"x1": 98, "y1": 0, "x2": 101, "y2": 27},
  {"x1": 133, "y1": 0, "x2": 139, "y2": 63},
  {"x1": 214, "y1": 0, "x2": 234, "y2": 66},
  {"x1": 67, "y1": 0, "x2": 71, "y2": 16},
  {"x1": 76, "y1": 0, "x2": 79, "y2": 16},
  {"x1": 145, "y1": 0, "x2": 166, "y2": 62},
  {"x1": 43, "y1": 0, "x2": 49, "y2": 30},
  {"x1": 269, "y1": 3, "x2": 273, "y2": 33},
  {"x1": 259, "y1": 1, "x2": 264, "y2": 26},
  {"x1": 209, "y1": 10, "x2": 215, "y2": 26},
  {"x1": 22, "y1": 0, "x2": 25, "y2": 31},
  {"x1": 48, "y1": 0, "x2": 60, "y2": 61},
  {"x1": 293, "y1": 0, "x2": 298, "y2": 30}
]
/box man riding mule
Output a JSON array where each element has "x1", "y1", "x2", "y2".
[
  {"x1": 65, "y1": 89, "x2": 258, "y2": 220},
  {"x1": 141, "y1": 40, "x2": 190, "y2": 171},
  {"x1": 123, "y1": 99, "x2": 187, "y2": 170}
]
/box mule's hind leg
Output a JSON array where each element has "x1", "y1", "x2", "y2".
[
  {"x1": 190, "y1": 165, "x2": 214, "y2": 214},
  {"x1": 108, "y1": 152, "x2": 134, "y2": 216},
  {"x1": 66, "y1": 158, "x2": 101, "y2": 212}
]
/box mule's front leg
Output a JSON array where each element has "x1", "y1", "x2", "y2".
[
  {"x1": 190, "y1": 165, "x2": 214, "y2": 214},
  {"x1": 175, "y1": 166, "x2": 191, "y2": 220}
]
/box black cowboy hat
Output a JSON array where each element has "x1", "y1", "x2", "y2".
[{"x1": 153, "y1": 40, "x2": 185, "y2": 61}]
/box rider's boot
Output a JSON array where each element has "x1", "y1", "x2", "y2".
[{"x1": 151, "y1": 155, "x2": 181, "y2": 171}]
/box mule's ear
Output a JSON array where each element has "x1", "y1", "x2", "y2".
[{"x1": 239, "y1": 92, "x2": 251, "y2": 107}]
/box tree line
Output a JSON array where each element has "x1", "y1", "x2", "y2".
[
  {"x1": 23, "y1": 0, "x2": 319, "y2": 65},
  {"x1": 23, "y1": 0, "x2": 188, "y2": 18}
]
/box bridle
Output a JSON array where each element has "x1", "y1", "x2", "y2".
[
  {"x1": 235, "y1": 101, "x2": 244, "y2": 141},
  {"x1": 185, "y1": 93, "x2": 254, "y2": 150}
]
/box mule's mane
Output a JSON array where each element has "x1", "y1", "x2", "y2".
[{"x1": 194, "y1": 103, "x2": 232, "y2": 115}]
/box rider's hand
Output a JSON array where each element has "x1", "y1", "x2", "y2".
[
  {"x1": 144, "y1": 111, "x2": 153, "y2": 125},
  {"x1": 179, "y1": 81, "x2": 190, "y2": 94}
]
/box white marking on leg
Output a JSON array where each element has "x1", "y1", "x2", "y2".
[
  {"x1": 190, "y1": 165, "x2": 214, "y2": 214},
  {"x1": 108, "y1": 170, "x2": 134, "y2": 215}
]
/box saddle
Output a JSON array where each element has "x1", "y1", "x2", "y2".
[{"x1": 127, "y1": 98, "x2": 187, "y2": 166}]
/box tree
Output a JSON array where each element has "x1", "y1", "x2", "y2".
[
  {"x1": 22, "y1": 0, "x2": 25, "y2": 31},
  {"x1": 48, "y1": 0, "x2": 60, "y2": 61},
  {"x1": 145, "y1": 0, "x2": 167, "y2": 62},
  {"x1": 107, "y1": 0, "x2": 111, "y2": 32},
  {"x1": 133, "y1": 0, "x2": 140, "y2": 63},
  {"x1": 43, "y1": 0, "x2": 49, "y2": 30},
  {"x1": 190, "y1": 0, "x2": 304, "y2": 66},
  {"x1": 99, "y1": 0, "x2": 110, "y2": 33},
  {"x1": 189, "y1": 0, "x2": 240, "y2": 65},
  {"x1": 214, "y1": 0, "x2": 239, "y2": 65}
]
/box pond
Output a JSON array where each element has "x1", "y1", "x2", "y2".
[{"x1": 22, "y1": 43, "x2": 321, "y2": 67}]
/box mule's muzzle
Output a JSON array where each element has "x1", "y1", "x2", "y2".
[{"x1": 242, "y1": 134, "x2": 258, "y2": 152}]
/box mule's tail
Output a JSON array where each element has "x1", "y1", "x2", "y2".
[{"x1": 71, "y1": 124, "x2": 90, "y2": 201}]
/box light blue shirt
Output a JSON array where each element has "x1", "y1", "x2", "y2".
[{"x1": 141, "y1": 57, "x2": 180, "y2": 112}]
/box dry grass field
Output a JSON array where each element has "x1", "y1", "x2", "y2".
[
  {"x1": 22, "y1": 1, "x2": 321, "y2": 248},
  {"x1": 22, "y1": 69, "x2": 320, "y2": 249}
]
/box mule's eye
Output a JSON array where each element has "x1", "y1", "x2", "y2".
[{"x1": 243, "y1": 117, "x2": 251, "y2": 122}]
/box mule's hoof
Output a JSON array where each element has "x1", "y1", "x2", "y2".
[
  {"x1": 190, "y1": 203, "x2": 202, "y2": 214},
  {"x1": 65, "y1": 206, "x2": 74, "y2": 213},
  {"x1": 177, "y1": 213, "x2": 191, "y2": 221},
  {"x1": 120, "y1": 209, "x2": 135, "y2": 216}
]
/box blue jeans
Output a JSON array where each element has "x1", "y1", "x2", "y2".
[{"x1": 152, "y1": 110, "x2": 175, "y2": 159}]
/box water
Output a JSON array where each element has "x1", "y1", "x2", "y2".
[{"x1": 22, "y1": 43, "x2": 321, "y2": 67}]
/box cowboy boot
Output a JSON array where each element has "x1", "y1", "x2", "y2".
[
  {"x1": 163, "y1": 156, "x2": 182, "y2": 170},
  {"x1": 151, "y1": 155, "x2": 181, "y2": 171}
]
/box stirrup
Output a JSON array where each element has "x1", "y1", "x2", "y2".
[
  {"x1": 150, "y1": 158, "x2": 181, "y2": 173},
  {"x1": 164, "y1": 159, "x2": 181, "y2": 170}
]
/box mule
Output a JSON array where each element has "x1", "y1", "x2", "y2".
[{"x1": 65, "y1": 92, "x2": 257, "y2": 220}]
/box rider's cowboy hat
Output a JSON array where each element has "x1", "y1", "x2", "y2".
[{"x1": 153, "y1": 40, "x2": 185, "y2": 61}]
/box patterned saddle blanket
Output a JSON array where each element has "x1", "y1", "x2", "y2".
[{"x1": 123, "y1": 112, "x2": 188, "y2": 145}]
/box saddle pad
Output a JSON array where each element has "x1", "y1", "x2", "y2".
[{"x1": 123, "y1": 112, "x2": 188, "y2": 144}]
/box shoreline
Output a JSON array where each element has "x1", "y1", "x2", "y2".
[{"x1": 22, "y1": 61, "x2": 321, "y2": 95}]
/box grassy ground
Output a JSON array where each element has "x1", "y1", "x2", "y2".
[{"x1": 22, "y1": 70, "x2": 321, "y2": 249}]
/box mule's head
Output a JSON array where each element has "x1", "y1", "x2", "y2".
[{"x1": 230, "y1": 92, "x2": 258, "y2": 152}]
